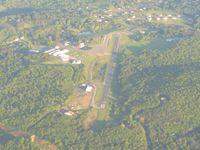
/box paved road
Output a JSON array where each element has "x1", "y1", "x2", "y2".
[{"x1": 99, "y1": 34, "x2": 120, "y2": 109}]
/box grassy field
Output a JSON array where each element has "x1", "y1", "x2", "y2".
[{"x1": 129, "y1": 36, "x2": 178, "y2": 53}]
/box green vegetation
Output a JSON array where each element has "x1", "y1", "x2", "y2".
[
  {"x1": 112, "y1": 35, "x2": 200, "y2": 149},
  {"x1": 0, "y1": 51, "x2": 83, "y2": 130},
  {"x1": 0, "y1": 0, "x2": 200, "y2": 149},
  {"x1": 0, "y1": 137, "x2": 39, "y2": 150}
]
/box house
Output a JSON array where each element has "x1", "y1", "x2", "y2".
[
  {"x1": 97, "y1": 19, "x2": 102, "y2": 22},
  {"x1": 64, "y1": 111, "x2": 75, "y2": 116},
  {"x1": 140, "y1": 30, "x2": 146, "y2": 34},
  {"x1": 163, "y1": 17, "x2": 168, "y2": 21},
  {"x1": 148, "y1": 18, "x2": 152, "y2": 21},
  {"x1": 64, "y1": 41, "x2": 69, "y2": 46},
  {"x1": 168, "y1": 14, "x2": 172, "y2": 17},
  {"x1": 30, "y1": 49, "x2": 39, "y2": 53},
  {"x1": 157, "y1": 17, "x2": 161, "y2": 21},
  {"x1": 55, "y1": 46, "x2": 60, "y2": 49},
  {"x1": 79, "y1": 43, "x2": 85, "y2": 49},
  {"x1": 30, "y1": 135, "x2": 36, "y2": 143},
  {"x1": 159, "y1": 94, "x2": 170, "y2": 101},
  {"x1": 13, "y1": 38, "x2": 20, "y2": 42},
  {"x1": 85, "y1": 86, "x2": 93, "y2": 92},
  {"x1": 80, "y1": 84, "x2": 93, "y2": 92},
  {"x1": 172, "y1": 17, "x2": 177, "y2": 20},
  {"x1": 72, "y1": 60, "x2": 81, "y2": 65},
  {"x1": 161, "y1": 96, "x2": 167, "y2": 101},
  {"x1": 44, "y1": 48, "x2": 56, "y2": 53},
  {"x1": 20, "y1": 36, "x2": 25, "y2": 40},
  {"x1": 58, "y1": 109, "x2": 78, "y2": 116},
  {"x1": 124, "y1": 11, "x2": 128, "y2": 15}
]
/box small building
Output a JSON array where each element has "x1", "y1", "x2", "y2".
[
  {"x1": 55, "y1": 46, "x2": 60, "y2": 49},
  {"x1": 30, "y1": 135, "x2": 36, "y2": 143},
  {"x1": 72, "y1": 60, "x2": 82, "y2": 65},
  {"x1": 97, "y1": 19, "x2": 102, "y2": 22},
  {"x1": 148, "y1": 18, "x2": 152, "y2": 21},
  {"x1": 159, "y1": 94, "x2": 170, "y2": 101},
  {"x1": 58, "y1": 109, "x2": 78, "y2": 116},
  {"x1": 79, "y1": 43, "x2": 85, "y2": 49},
  {"x1": 109, "y1": 14, "x2": 112, "y2": 17},
  {"x1": 161, "y1": 96, "x2": 167, "y2": 101},
  {"x1": 163, "y1": 17, "x2": 168, "y2": 21},
  {"x1": 64, "y1": 41, "x2": 70, "y2": 46},
  {"x1": 20, "y1": 36, "x2": 25, "y2": 40},
  {"x1": 64, "y1": 111, "x2": 75, "y2": 116},
  {"x1": 14, "y1": 38, "x2": 20, "y2": 42},
  {"x1": 85, "y1": 86, "x2": 93, "y2": 92},
  {"x1": 172, "y1": 17, "x2": 177, "y2": 20},
  {"x1": 157, "y1": 17, "x2": 161, "y2": 21},
  {"x1": 140, "y1": 30, "x2": 146, "y2": 34},
  {"x1": 30, "y1": 49, "x2": 39, "y2": 53},
  {"x1": 168, "y1": 14, "x2": 172, "y2": 17},
  {"x1": 80, "y1": 84, "x2": 93, "y2": 92}
]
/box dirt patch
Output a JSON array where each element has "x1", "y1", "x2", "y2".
[
  {"x1": 69, "y1": 92, "x2": 93, "y2": 109},
  {"x1": 79, "y1": 93, "x2": 92, "y2": 108}
]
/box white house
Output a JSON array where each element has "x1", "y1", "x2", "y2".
[
  {"x1": 72, "y1": 60, "x2": 81, "y2": 64},
  {"x1": 55, "y1": 46, "x2": 60, "y2": 49},
  {"x1": 79, "y1": 43, "x2": 85, "y2": 49},
  {"x1": 13, "y1": 38, "x2": 20, "y2": 42},
  {"x1": 80, "y1": 84, "x2": 93, "y2": 92},
  {"x1": 85, "y1": 85, "x2": 93, "y2": 92},
  {"x1": 64, "y1": 41, "x2": 69, "y2": 46},
  {"x1": 64, "y1": 111, "x2": 75, "y2": 116},
  {"x1": 163, "y1": 17, "x2": 168, "y2": 21},
  {"x1": 20, "y1": 36, "x2": 25, "y2": 40}
]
